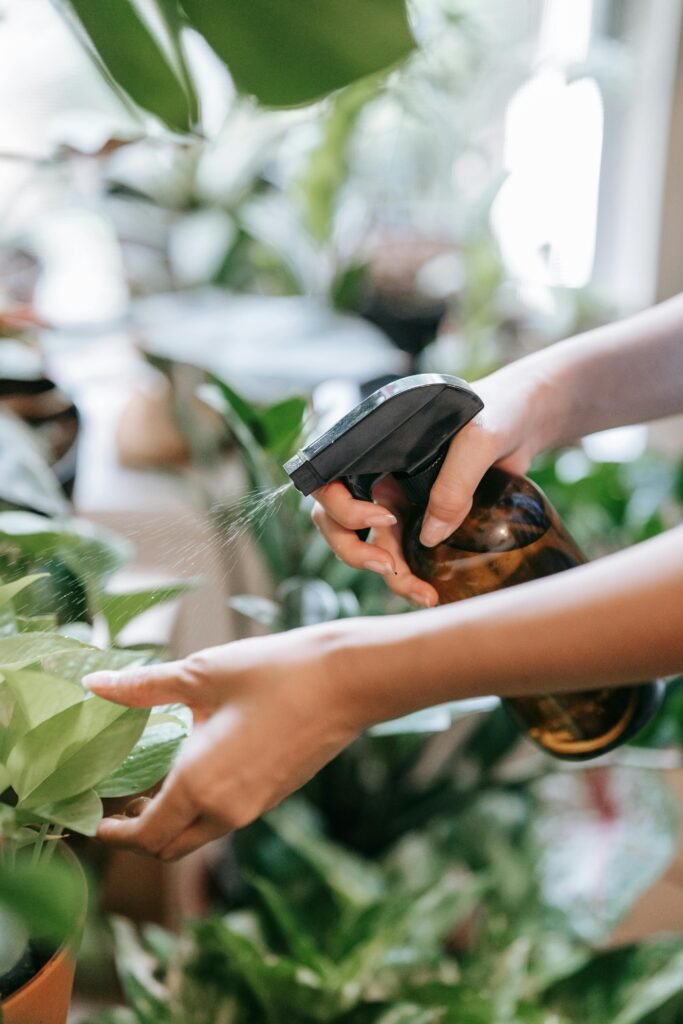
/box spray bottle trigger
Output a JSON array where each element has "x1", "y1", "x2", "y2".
[{"x1": 343, "y1": 474, "x2": 378, "y2": 542}]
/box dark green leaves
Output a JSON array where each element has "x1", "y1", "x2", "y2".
[
  {"x1": 177, "y1": 0, "x2": 414, "y2": 108},
  {"x1": 64, "y1": 0, "x2": 415, "y2": 128},
  {"x1": 67, "y1": 0, "x2": 195, "y2": 132}
]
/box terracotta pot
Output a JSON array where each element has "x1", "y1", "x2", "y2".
[{"x1": 0, "y1": 846, "x2": 86, "y2": 1024}]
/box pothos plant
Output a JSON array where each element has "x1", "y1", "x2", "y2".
[
  {"x1": 0, "y1": 571, "x2": 191, "y2": 849},
  {"x1": 0, "y1": 568, "x2": 192, "y2": 995}
]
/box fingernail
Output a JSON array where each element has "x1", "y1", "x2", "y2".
[
  {"x1": 83, "y1": 672, "x2": 116, "y2": 689},
  {"x1": 420, "y1": 515, "x2": 451, "y2": 547},
  {"x1": 366, "y1": 513, "x2": 398, "y2": 528},
  {"x1": 409, "y1": 592, "x2": 436, "y2": 608},
  {"x1": 124, "y1": 797, "x2": 152, "y2": 818},
  {"x1": 365, "y1": 560, "x2": 394, "y2": 576}
]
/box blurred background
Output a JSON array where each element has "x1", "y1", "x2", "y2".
[{"x1": 1, "y1": 1, "x2": 683, "y2": 1021}]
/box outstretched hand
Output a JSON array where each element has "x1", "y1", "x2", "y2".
[{"x1": 85, "y1": 629, "x2": 361, "y2": 860}]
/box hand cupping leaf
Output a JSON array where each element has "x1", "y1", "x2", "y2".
[{"x1": 0, "y1": 572, "x2": 191, "y2": 842}]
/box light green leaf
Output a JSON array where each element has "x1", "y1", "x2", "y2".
[
  {"x1": 30, "y1": 788, "x2": 103, "y2": 835},
  {"x1": 99, "y1": 580, "x2": 197, "y2": 642},
  {"x1": 43, "y1": 646, "x2": 151, "y2": 685},
  {"x1": 9, "y1": 697, "x2": 149, "y2": 806},
  {"x1": 0, "y1": 633, "x2": 89, "y2": 671},
  {"x1": 96, "y1": 704, "x2": 191, "y2": 798},
  {"x1": 66, "y1": 0, "x2": 194, "y2": 131},
  {"x1": 181, "y1": 0, "x2": 415, "y2": 108},
  {"x1": 3, "y1": 668, "x2": 84, "y2": 756}
]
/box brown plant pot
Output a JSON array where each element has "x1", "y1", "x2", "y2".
[{"x1": 0, "y1": 846, "x2": 87, "y2": 1024}]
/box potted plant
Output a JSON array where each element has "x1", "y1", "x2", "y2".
[{"x1": 0, "y1": 572, "x2": 191, "y2": 1022}]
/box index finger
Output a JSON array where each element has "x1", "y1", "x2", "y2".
[{"x1": 312, "y1": 480, "x2": 397, "y2": 532}]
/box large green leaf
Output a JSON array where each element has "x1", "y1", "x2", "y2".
[
  {"x1": 2, "y1": 668, "x2": 84, "y2": 757},
  {"x1": 99, "y1": 580, "x2": 197, "y2": 642},
  {"x1": 181, "y1": 0, "x2": 415, "y2": 108},
  {"x1": 96, "y1": 704, "x2": 191, "y2": 798},
  {"x1": 66, "y1": 0, "x2": 194, "y2": 131},
  {"x1": 29, "y1": 788, "x2": 103, "y2": 835},
  {"x1": 8, "y1": 696, "x2": 148, "y2": 805},
  {"x1": 43, "y1": 646, "x2": 151, "y2": 684},
  {"x1": 0, "y1": 633, "x2": 89, "y2": 671}
]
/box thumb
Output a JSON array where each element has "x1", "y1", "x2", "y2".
[
  {"x1": 84, "y1": 660, "x2": 192, "y2": 708},
  {"x1": 420, "y1": 423, "x2": 497, "y2": 547}
]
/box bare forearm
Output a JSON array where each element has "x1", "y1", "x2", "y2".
[
  {"x1": 333, "y1": 526, "x2": 683, "y2": 725},
  {"x1": 510, "y1": 294, "x2": 683, "y2": 451}
]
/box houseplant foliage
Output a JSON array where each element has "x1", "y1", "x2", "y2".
[
  {"x1": 59, "y1": 0, "x2": 415, "y2": 125},
  {"x1": 0, "y1": 571, "x2": 191, "y2": 1003},
  {"x1": 88, "y1": 794, "x2": 683, "y2": 1024}
]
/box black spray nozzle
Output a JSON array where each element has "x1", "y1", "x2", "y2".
[{"x1": 284, "y1": 374, "x2": 484, "y2": 507}]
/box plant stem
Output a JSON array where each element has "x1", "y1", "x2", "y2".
[{"x1": 32, "y1": 824, "x2": 50, "y2": 865}]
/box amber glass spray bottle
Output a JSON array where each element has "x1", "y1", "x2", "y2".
[{"x1": 285, "y1": 374, "x2": 663, "y2": 759}]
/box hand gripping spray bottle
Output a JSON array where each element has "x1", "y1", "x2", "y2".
[{"x1": 284, "y1": 374, "x2": 663, "y2": 759}]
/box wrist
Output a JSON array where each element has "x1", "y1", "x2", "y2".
[
  {"x1": 318, "y1": 612, "x2": 462, "y2": 731},
  {"x1": 508, "y1": 346, "x2": 580, "y2": 456}
]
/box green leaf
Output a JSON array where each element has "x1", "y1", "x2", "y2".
[
  {"x1": 29, "y1": 788, "x2": 103, "y2": 835},
  {"x1": 96, "y1": 704, "x2": 191, "y2": 798},
  {"x1": 0, "y1": 633, "x2": 89, "y2": 671},
  {"x1": 247, "y1": 872, "x2": 331, "y2": 971},
  {"x1": 266, "y1": 800, "x2": 385, "y2": 910},
  {"x1": 0, "y1": 854, "x2": 85, "y2": 943},
  {"x1": 0, "y1": 411, "x2": 68, "y2": 517},
  {"x1": 259, "y1": 397, "x2": 307, "y2": 458},
  {"x1": 66, "y1": 0, "x2": 194, "y2": 131},
  {"x1": 3, "y1": 668, "x2": 84, "y2": 756},
  {"x1": 153, "y1": 0, "x2": 200, "y2": 123},
  {"x1": 181, "y1": 0, "x2": 415, "y2": 108},
  {"x1": 99, "y1": 580, "x2": 197, "y2": 642},
  {"x1": 43, "y1": 646, "x2": 151, "y2": 684},
  {"x1": 0, "y1": 574, "x2": 46, "y2": 609},
  {"x1": 546, "y1": 939, "x2": 683, "y2": 1024},
  {"x1": 208, "y1": 376, "x2": 267, "y2": 444},
  {"x1": 0, "y1": 512, "x2": 132, "y2": 615},
  {"x1": 8, "y1": 697, "x2": 149, "y2": 805}
]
